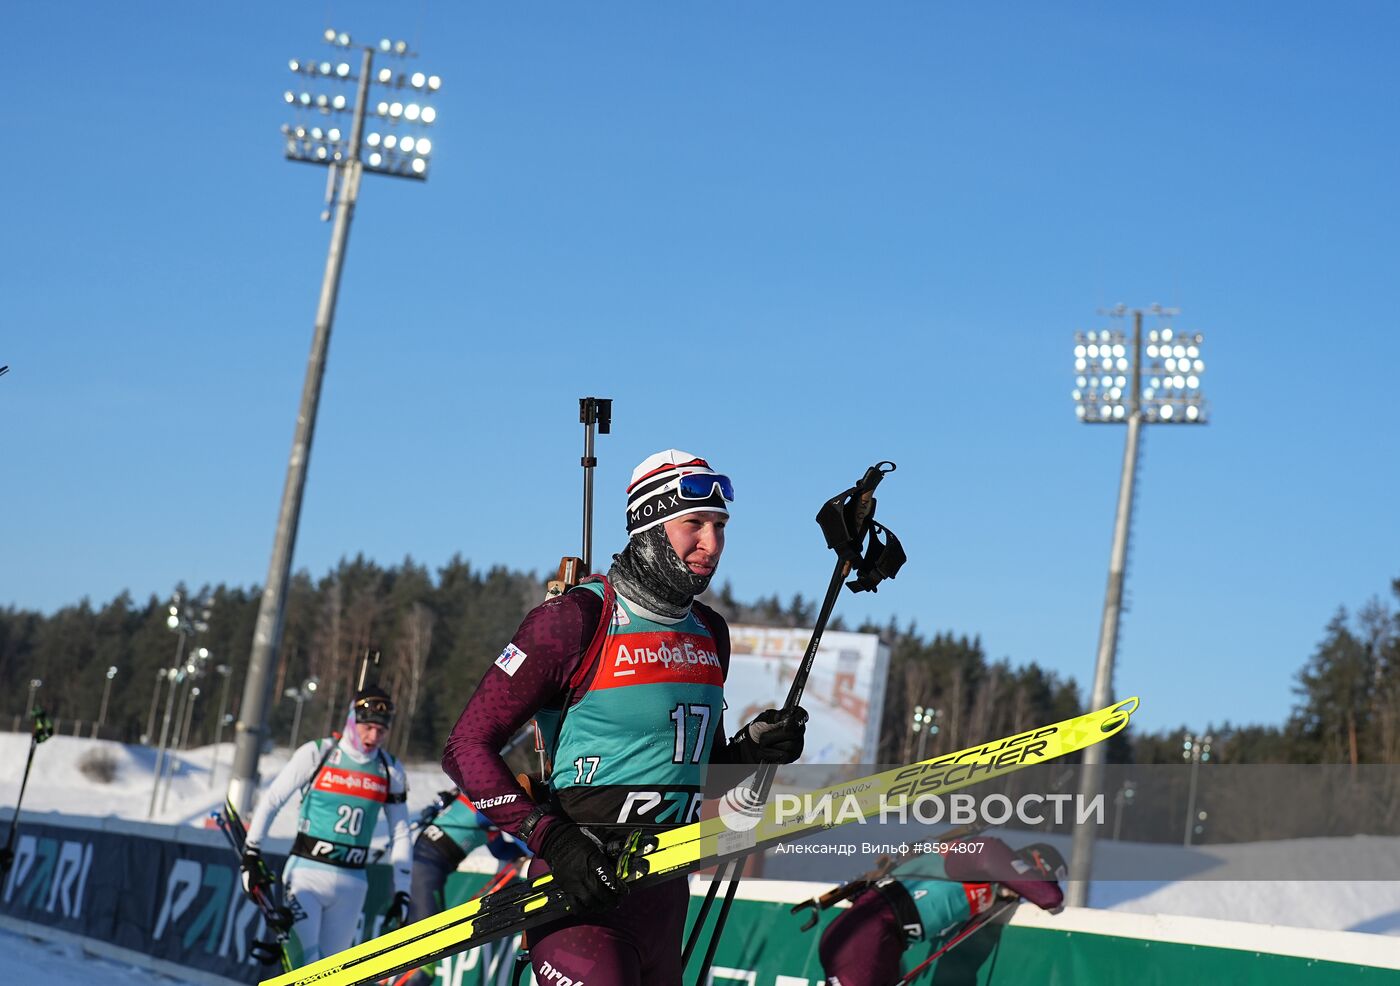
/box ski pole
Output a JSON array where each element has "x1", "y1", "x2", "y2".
[
  {"x1": 894, "y1": 896, "x2": 1017, "y2": 985},
  {"x1": 2, "y1": 707, "x2": 53, "y2": 880},
  {"x1": 691, "y1": 462, "x2": 904, "y2": 984},
  {"x1": 214, "y1": 803, "x2": 295, "y2": 971}
]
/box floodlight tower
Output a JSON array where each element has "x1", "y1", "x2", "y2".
[
  {"x1": 228, "y1": 29, "x2": 442, "y2": 819},
  {"x1": 1182, "y1": 732, "x2": 1213, "y2": 846},
  {"x1": 1065, "y1": 304, "x2": 1208, "y2": 906}
]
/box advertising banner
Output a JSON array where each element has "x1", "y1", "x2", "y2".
[{"x1": 725, "y1": 625, "x2": 889, "y2": 765}]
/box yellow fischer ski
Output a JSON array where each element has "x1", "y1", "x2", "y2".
[{"x1": 261, "y1": 696, "x2": 1139, "y2": 986}]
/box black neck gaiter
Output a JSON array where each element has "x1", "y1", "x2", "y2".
[{"x1": 607, "y1": 525, "x2": 713, "y2": 622}]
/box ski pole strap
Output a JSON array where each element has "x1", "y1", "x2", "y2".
[{"x1": 814, "y1": 461, "x2": 906, "y2": 594}]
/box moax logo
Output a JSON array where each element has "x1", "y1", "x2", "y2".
[{"x1": 627, "y1": 493, "x2": 681, "y2": 527}]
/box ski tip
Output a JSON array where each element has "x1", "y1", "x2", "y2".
[{"x1": 1101, "y1": 697, "x2": 1140, "y2": 731}]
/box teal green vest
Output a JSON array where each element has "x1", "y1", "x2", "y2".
[
  {"x1": 292, "y1": 740, "x2": 393, "y2": 868},
  {"x1": 891, "y1": 854, "x2": 994, "y2": 945},
  {"x1": 539, "y1": 582, "x2": 725, "y2": 830},
  {"x1": 433, "y1": 795, "x2": 491, "y2": 854},
  {"x1": 898, "y1": 876, "x2": 974, "y2": 943}
]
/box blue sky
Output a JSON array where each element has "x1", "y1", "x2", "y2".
[{"x1": 3, "y1": 2, "x2": 1397, "y2": 733}]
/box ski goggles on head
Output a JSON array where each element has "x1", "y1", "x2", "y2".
[
  {"x1": 353, "y1": 697, "x2": 395, "y2": 724},
  {"x1": 677, "y1": 473, "x2": 735, "y2": 502}
]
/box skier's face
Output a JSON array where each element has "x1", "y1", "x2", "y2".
[
  {"x1": 664, "y1": 511, "x2": 726, "y2": 577},
  {"x1": 355, "y1": 721, "x2": 389, "y2": 751}
]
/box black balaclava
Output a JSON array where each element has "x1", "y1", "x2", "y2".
[
  {"x1": 609, "y1": 524, "x2": 713, "y2": 620},
  {"x1": 608, "y1": 449, "x2": 731, "y2": 621}
]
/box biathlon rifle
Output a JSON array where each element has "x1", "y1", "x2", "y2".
[
  {"x1": 790, "y1": 822, "x2": 986, "y2": 931},
  {"x1": 546, "y1": 397, "x2": 611, "y2": 598}
]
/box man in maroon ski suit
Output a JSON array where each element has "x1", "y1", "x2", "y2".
[{"x1": 443, "y1": 449, "x2": 806, "y2": 985}]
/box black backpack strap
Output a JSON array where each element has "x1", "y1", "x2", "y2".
[
  {"x1": 300, "y1": 737, "x2": 339, "y2": 798},
  {"x1": 379, "y1": 748, "x2": 407, "y2": 804}
]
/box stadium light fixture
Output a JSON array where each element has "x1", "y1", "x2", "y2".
[
  {"x1": 1183, "y1": 733, "x2": 1213, "y2": 847},
  {"x1": 280, "y1": 29, "x2": 440, "y2": 182},
  {"x1": 1073, "y1": 310, "x2": 1208, "y2": 425},
  {"x1": 1067, "y1": 304, "x2": 1211, "y2": 907},
  {"x1": 149, "y1": 590, "x2": 214, "y2": 817},
  {"x1": 231, "y1": 28, "x2": 442, "y2": 821}
]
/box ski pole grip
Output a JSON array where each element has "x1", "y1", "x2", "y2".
[
  {"x1": 855, "y1": 461, "x2": 896, "y2": 495},
  {"x1": 849, "y1": 461, "x2": 895, "y2": 538}
]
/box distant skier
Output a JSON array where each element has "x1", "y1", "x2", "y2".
[
  {"x1": 378, "y1": 787, "x2": 529, "y2": 986},
  {"x1": 242, "y1": 685, "x2": 413, "y2": 964},
  {"x1": 410, "y1": 787, "x2": 528, "y2": 923},
  {"x1": 443, "y1": 449, "x2": 807, "y2": 986},
  {"x1": 818, "y1": 837, "x2": 1066, "y2": 986}
]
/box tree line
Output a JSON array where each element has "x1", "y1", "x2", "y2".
[{"x1": 1, "y1": 559, "x2": 1395, "y2": 773}]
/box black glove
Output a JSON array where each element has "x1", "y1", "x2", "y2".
[
  {"x1": 0, "y1": 846, "x2": 14, "y2": 874},
  {"x1": 383, "y1": 890, "x2": 412, "y2": 930},
  {"x1": 731, "y1": 707, "x2": 807, "y2": 764},
  {"x1": 538, "y1": 821, "x2": 627, "y2": 913},
  {"x1": 240, "y1": 847, "x2": 273, "y2": 897}
]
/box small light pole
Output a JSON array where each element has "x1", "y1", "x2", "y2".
[
  {"x1": 208, "y1": 664, "x2": 234, "y2": 789},
  {"x1": 94, "y1": 666, "x2": 118, "y2": 738},
  {"x1": 179, "y1": 687, "x2": 202, "y2": 752},
  {"x1": 159, "y1": 682, "x2": 206, "y2": 815},
  {"x1": 149, "y1": 592, "x2": 212, "y2": 818},
  {"x1": 902, "y1": 706, "x2": 920, "y2": 762},
  {"x1": 1112, "y1": 779, "x2": 1136, "y2": 841},
  {"x1": 171, "y1": 647, "x2": 212, "y2": 751},
  {"x1": 143, "y1": 667, "x2": 165, "y2": 745},
  {"x1": 1183, "y1": 733, "x2": 1213, "y2": 847},
  {"x1": 1066, "y1": 305, "x2": 1210, "y2": 906},
  {"x1": 230, "y1": 28, "x2": 443, "y2": 820},
  {"x1": 913, "y1": 706, "x2": 939, "y2": 760},
  {"x1": 284, "y1": 678, "x2": 319, "y2": 750}
]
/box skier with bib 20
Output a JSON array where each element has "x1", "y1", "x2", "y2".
[
  {"x1": 442, "y1": 449, "x2": 807, "y2": 986},
  {"x1": 242, "y1": 686, "x2": 413, "y2": 964}
]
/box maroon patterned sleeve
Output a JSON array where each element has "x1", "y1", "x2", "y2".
[{"x1": 441, "y1": 590, "x2": 603, "y2": 850}]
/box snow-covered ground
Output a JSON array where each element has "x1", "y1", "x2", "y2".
[
  {"x1": 3, "y1": 730, "x2": 1399, "y2": 943},
  {"x1": 0, "y1": 731, "x2": 457, "y2": 843},
  {"x1": 0, "y1": 926, "x2": 201, "y2": 986}
]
